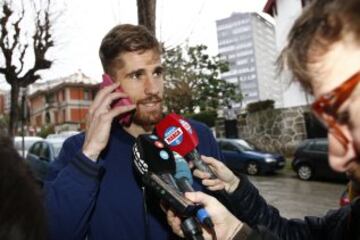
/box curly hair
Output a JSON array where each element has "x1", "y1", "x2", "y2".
[
  {"x1": 279, "y1": 0, "x2": 360, "y2": 93},
  {"x1": 0, "y1": 134, "x2": 46, "y2": 240}
]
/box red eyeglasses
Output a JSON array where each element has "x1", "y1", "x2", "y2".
[{"x1": 312, "y1": 71, "x2": 360, "y2": 149}]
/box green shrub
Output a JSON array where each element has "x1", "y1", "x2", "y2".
[
  {"x1": 38, "y1": 124, "x2": 55, "y2": 138},
  {"x1": 185, "y1": 111, "x2": 217, "y2": 127},
  {"x1": 247, "y1": 99, "x2": 274, "y2": 113}
]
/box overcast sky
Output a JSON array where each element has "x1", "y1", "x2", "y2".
[{"x1": 0, "y1": 0, "x2": 270, "y2": 89}]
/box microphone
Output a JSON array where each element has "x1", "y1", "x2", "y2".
[
  {"x1": 134, "y1": 133, "x2": 179, "y2": 189},
  {"x1": 173, "y1": 152, "x2": 214, "y2": 230},
  {"x1": 133, "y1": 134, "x2": 205, "y2": 240},
  {"x1": 174, "y1": 151, "x2": 193, "y2": 186},
  {"x1": 155, "y1": 113, "x2": 217, "y2": 179}
]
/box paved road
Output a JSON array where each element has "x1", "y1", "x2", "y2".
[{"x1": 248, "y1": 172, "x2": 347, "y2": 219}]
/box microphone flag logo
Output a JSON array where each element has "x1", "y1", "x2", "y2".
[{"x1": 164, "y1": 126, "x2": 184, "y2": 146}]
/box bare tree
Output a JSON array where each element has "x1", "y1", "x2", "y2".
[
  {"x1": 136, "y1": 0, "x2": 156, "y2": 35},
  {"x1": 0, "y1": 0, "x2": 54, "y2": 136}
]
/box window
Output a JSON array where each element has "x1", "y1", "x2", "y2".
[
  {"x1": 29, "y1": 142, "x2": 42, "y2": 156},
  {"x1": 63, "y1": 109, "x2": 66, "y2": 122},
  {"x1": 39, "y1": 142, "x2": 50, "y2": 161},
  {"x1": 220, "y1": 142, "x2": 238, "y2": 152},
  {"x1": 45, "y1": 93, "x2": 55, "y2": 104},
  {"x1": 45, "y1": 112, "x2": 51, "y2": 124},
  {"x1": 309, "y1": 141, "x2": 328, "y2": 152},
  {"x1": 84, "y1": 89, "x2": 90, "y2": 100}
]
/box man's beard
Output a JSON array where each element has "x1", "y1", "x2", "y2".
[{"x1": 132, "y1": 95, "x2": 163, "y2": 129}]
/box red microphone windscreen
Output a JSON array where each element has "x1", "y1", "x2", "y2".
[{"x1": 155, "y1": 113, "x2": 199, "y2": 156}]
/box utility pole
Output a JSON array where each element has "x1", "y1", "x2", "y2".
[
  {"x1": 20, "y1": 87, "x2": 27, "y2": 158},
  {"x1": 137, "y1": 0, "x2": 156, "y2": 35}
]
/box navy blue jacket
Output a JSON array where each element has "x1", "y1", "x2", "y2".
[{"x1": 44, "y1": 120, "x2": 223, "y2": 240}]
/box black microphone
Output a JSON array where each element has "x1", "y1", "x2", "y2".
[{"x1": 133, "y1": 134, "x2": 204, "y2": 240}]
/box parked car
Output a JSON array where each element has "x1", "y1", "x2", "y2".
[
  {"x1": 292, "y1": 138, "x2": 347, "y2": 181},
  {"x1": 13, "y1": 136, "x2": 44, "y2": 157},
  {"x1": 46, "y1": 131, "x2": 80, "y2": 140},
  {"x1": 216, "y1": 138, "x2": 285, "y2": 175},
  {"x1": 25, "y1": 138, "x2": 66, "y2": 184}
]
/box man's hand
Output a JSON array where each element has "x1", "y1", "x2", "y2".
[
  {"x1": 193, "y1": 156, "x2": 240, "y2": 193},
  {"x1": 82, "y1": 83, "x2": 136, "y2": 162}
]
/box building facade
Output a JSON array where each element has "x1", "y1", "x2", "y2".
[
  {"x1": 28, "y1": 71, "x2": 99, "y2": 133},
  {"x1": 216, "y1": 12, "x2": 282, "y2": 109},
  {"x1": 263, "y1": 0, "x2": 313, "y2": 107},
  {"x1": 0, "y1": 88, "x2": 11, "y2": 117},
  {"x1": 0, "y1": 90, "x2": 5, "y2": 115}
]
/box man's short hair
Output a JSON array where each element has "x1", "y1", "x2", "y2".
[
  {"x1": 279, "y1": 0, "x2": 360, "y2": 93},
  {"x1": 99, "y1": 24, "x2": 162, "y2": 76}
]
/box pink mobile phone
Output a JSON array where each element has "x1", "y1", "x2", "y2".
[{"x1": 100, "y1": 74, "x2": 134, "y2": 126}]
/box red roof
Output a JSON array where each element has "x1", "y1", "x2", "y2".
[{"x1": 263, "y1": 0, "x2": 276, "y2": 16}]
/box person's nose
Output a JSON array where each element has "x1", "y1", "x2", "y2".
[{"x1": 144, "y1": 75, "x2": 160, "y2": 96}]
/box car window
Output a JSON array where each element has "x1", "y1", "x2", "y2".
[
  {"x1": 234, "y1": 140, "x2": 254, "y2": 150},
  {"x1": 39, "y1": 143, "x2": 50, "y2": 161},
  {"x1": 220, "y1": 142, "x2": 239, "y2": 152},
  {"x1": 309, "y1": 141, "x2": 328, "y2": 152},
  {"x1": 29, "y1": 142, "x2": 42, "y2": 156}
]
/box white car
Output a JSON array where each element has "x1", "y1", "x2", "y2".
[
  {"x1": 26, "y1": 138, "x2": 66, "y2": 184},
  {"x1": 14, "y1": 136, "x2": 44, "y2": 158},
  {"x1": 46, "y1": 131, "x2": 80, "y2": 140}
]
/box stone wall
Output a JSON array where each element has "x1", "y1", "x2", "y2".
[{"x1": 216, "y1": 106, "x2": 310, "y2": 157}]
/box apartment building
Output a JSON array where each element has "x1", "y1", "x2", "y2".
[
  {"x1": 216, "y1": 12, "x2": 282, "y2": 108},
  {"x1": 28, "y1": 71, "x2": 99, "y2": 133}
]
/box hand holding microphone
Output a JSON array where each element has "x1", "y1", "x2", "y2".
[
  {"x1": 167, "y1": 191, "x2": 247, "y2": 240},
  {"x1": 193, "y1": 156, "x2": 240, "y2": 194},
  {"x1": 184, "y1": 191, "x2": 247, "y2": 240}
]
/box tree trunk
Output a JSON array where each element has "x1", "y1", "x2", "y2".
[
  {"x1": 9, "y1": 84, "x2": 19, "y2": 136},
  {"x1": 137, "y1": 0, "x2": 156, "y2": 35}
]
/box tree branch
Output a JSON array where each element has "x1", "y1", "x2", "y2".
[
  {"x1": 16, "y1": 43, "x2": 28, "y2": 75},
  {"x1": 10, "y1": 8, "x2": 24, "y2": 53},
  {"x1": 20, "y1": 0, "x2": 53, "y2": 86},
  {"x1": 0, "y1": 3, "x2": 17, "y2": 84}
]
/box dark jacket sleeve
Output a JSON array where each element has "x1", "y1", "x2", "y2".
[
  {"x1": 245, "y1": 225, "x2": 281, "y2": 240},
  {"x1": 228, "y1": 174, "x2": 352, "y2": 240},
  {"x1": 44, "y1": 135, "x2": 105, "y2": 240}
]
